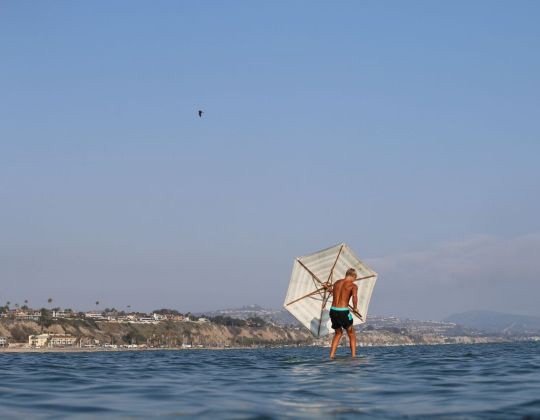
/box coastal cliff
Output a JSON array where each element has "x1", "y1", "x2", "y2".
[
  {"x1": 0, "y1": 318, "x2": 512, "y2": 350},
  {"x1": 0, "y1": 318, "x2": 312, "y2": 348}
]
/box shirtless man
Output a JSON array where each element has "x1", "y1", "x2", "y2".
[{"x1": 327, "y1": 268, "x2": 359, "y2": 359}]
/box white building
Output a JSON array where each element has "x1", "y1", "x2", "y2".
[
  {"x1": 15, "y1": 311, "x2": 41, "y2": 321},
  {"x1": 28, "y1": 334, "x2": 76, "y2": 348},
  {"x1": 153, "y1": 313, "x2": 165, "y2": 321},
  {"x1": 0, "y1": 337, "x2": 8, "y2": 347},
  {"x1": 28, "y1": 334, "x2": 50, "y2": 347},
  {"x1": 49, "y1": 334, "x2": 77, "y2": 347},
  {"x1": 84, "y1": 312, "x2": 107, "y2": 321},
  {"x1": 137, "y1": 317, "x2": 156, "y2": 324},
  {"x1": 52, "y1": 310, "x2": 74, "y2": 319}
]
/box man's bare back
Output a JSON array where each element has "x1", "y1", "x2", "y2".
[{"x1": 331, "y1": 278, "x2": 358, "y2": 309}]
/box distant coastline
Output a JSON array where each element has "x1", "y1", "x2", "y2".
[
  {"x1": 2, "y1": 337, "x2": 535, "y2": 354},
  {"x1": 1, "y1": 305, "x2": 539, "y2": 352}
]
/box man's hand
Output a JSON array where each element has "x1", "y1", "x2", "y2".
[{"x1": 351, "y1": 306, "x2": 362, "y2": 320}]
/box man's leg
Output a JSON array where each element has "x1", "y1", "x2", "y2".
[
  {"x1": 329, "y1": 328, "x2": 343, "y2": 359},
  {"x1": 346, "y1": 326, "x2": 356, "y2": 358}
]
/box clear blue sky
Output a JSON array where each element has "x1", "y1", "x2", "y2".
[{"x1": 1, "y1": 1, "x2": 539, "y2": 319}]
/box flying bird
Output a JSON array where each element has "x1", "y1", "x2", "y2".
[{"x1": 198, "y1": 110, "x2": 204, "y2": 118}]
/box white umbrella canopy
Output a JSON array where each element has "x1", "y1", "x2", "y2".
[{"x1": 283, "y1": 243, "x2": 377, "y2": 338}]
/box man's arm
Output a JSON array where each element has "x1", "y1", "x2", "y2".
[{"x1": 352, "y1": 284, "x2": 358, "y2": 312}]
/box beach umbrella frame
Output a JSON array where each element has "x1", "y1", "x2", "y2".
[{"x1": 283, "y1": 243, "x2": 377, "y2": 338}]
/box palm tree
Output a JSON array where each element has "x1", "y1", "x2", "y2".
[
  {"x1": 6, "y1": 301, "x2": 10, "y2": 309},
  {"x1": 47, "y1": 298, "x2": 53, "y2": 308},
  {"x1": 39, "y1": 308, "x2": 50, "y2": 333}
]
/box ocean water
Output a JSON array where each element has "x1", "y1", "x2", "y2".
[{"x1": 1, "y1": 342, "x2": 539, "y2": 419}]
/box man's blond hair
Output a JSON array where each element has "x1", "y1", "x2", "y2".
[{"x1": 345, "y1": 268, "x2": 357, "y2": 278}]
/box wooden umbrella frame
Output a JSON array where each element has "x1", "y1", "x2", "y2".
[{"x1": 285, "y1": 244, "x2": 376, "y2": 335}]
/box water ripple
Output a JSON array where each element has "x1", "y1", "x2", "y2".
[{"x1": 1, "y1": 342, "x2": 540, "y2": 418}]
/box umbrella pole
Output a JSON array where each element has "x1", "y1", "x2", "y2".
[{"x1": 317, "y1": 290, "x2": 333, "y2": 336}]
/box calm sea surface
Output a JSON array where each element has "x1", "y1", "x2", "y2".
[{"x1": 1, "y1": 342, "x2": 539, "y2": 419}]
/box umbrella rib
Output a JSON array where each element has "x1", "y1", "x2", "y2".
[
  {"x1": 296, "y1": 258, "x2": 324, "y2": 284},
  {"x1": 327, "y1": 244, "x2": 344, "y2": 283},
  {"x1": 285, "y1": 287, "x2": 326, "y2": 306},
  {"x1": 353, "y1": 274, "x2": 377, "y2": 283},
  {"x1": 296, "y1": 257, "x2": 325, "y2": 301},
  {"x1": 310, "y1": 274, "x2": 322, "y2": 299}
]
